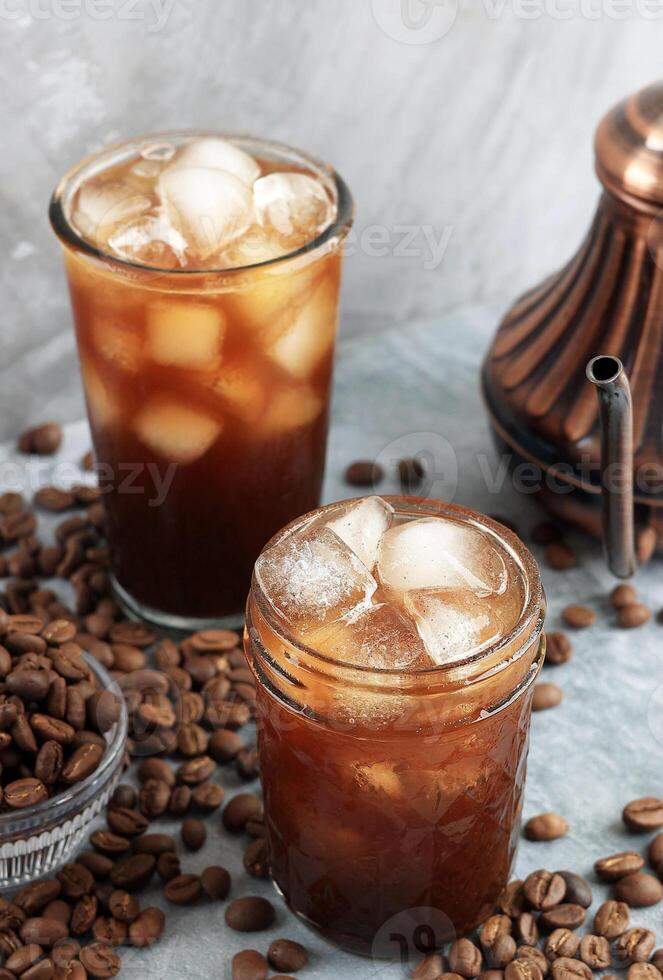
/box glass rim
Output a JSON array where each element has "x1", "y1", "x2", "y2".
[
  {"x1": 48, "y1": 129, "x2": 354, "y2": 277},
  {"x1": 0, "y1": 653, "x2": 128, "y2": 833},
  {"x1": 250, "y1": 494, "x2": 544, "y2": 684}
]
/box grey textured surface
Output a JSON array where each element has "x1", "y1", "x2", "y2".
[
  {"x1": 9, "y1": 306, "x2": 663, "y2": 977},
  {"x1": 3, "y1": 2, "x2": 663, "y2": 434}
]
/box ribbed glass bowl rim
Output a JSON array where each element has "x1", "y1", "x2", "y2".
[
  {"x1": 0, "y1": 654, "x2": 128, "y2": 836},
  {"x1": 48, "y1": 129, "x2": 354, "y2": 277}
]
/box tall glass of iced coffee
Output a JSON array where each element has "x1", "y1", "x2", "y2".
[{"x1": 50, "y1": 133, "x2": 353, "y2": 629}]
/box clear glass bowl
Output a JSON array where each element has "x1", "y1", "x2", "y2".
[{"x1": 0, "y1": 655, "x2": 128, "y2": 889}]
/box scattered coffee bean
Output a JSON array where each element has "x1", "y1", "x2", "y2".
[
  {"x1": 532, "y1": 684, "x2": 563, "y2": 712},
  {"x1": 610, "y1": 584, "x2": 637, "y2": 608},
  {"x1": 223, "y1": 793, "x2": 263, "y2": 832},
  {"x1": 614, "y1": 872, "x2": 663, "y2": 907},
  {"x1": 225, "y1": 896, "x2": 276, "y2": 933},
  {"x1": 539, "y1": 905, "x2": 586, "y2": 932},
  {"x1": 561, "y1": 605, "x2": 595, "y2": 629},
  {"x1": 267, "y1": 938, "x2": 309, "y2": 974},
  {"x1": 550, "y1": 958, "x2": 591, "y2": 980},
  {"x1": 201, "y1": 866, "x2": 231, "y2": 901},
  {"x1": 18, "y1": 422, "x2": 63, "y2": 456},
  {"x1": 545, "y1": 633, "x2": 572, "y2": 666},
  {"x1": 594, "y1": 900, "x2": 630, "y2": 939},
  {"x1": 545, "y1": 929, "x2": 580, "y2": 961},
  {"x1": 412, "y1": 953, "x2": 446, "y2": 980},
  {"x1": 128, "y1": 907, "x2": 165, "y2": 948},
  {"x1": 244, "y1": 838, "x2": 269, "y2": 878},
  {"x1": 623, "y1": 797, "x2": 663, "y2": 831},
  {"x1": 480, "y1": 915, "x2": 512, "y2": 952},
  {"x1": 557, "y1": 872, "x2": 592, "y2": 909},
  {"x1": 618, "y1": 604, "x2": 652, "y2": 629},
  {"x1": 506, "y1": 959, "x2": 543, "y2": 980},
  {"x1": 344, "y1": 460, "x2": 383, "y2": 487},
  {"x1": 636, "y1": 526, "x2": 657, "y2": 565},
  {"x1": 545, "y1": 542, "x2": 577, "y2": 571},
  {"x1": 164, "y1": 873, "x2": 202, "y2": 905},
  {"x1": 524, "y1": 814, "x2": 568, "y2": 841},
  {"x1": 448, "y1": 939, "x2": 483, "y2": 978},
  {"x1": 500, "y1": 880, "x2": 527, "y2": 918},
  {"x1": 232, "y1": 949, "x2": 269, "y2": 980},
  {"x1": 579, "y1": 935, "x2": 611, "y2": 969},
  {"x1": 515, "y1": 913, "x2": 538, "y2": 947},
  {"x1": 615, "y1": 928, "x2": 657, "y2": 964},
  {"x1": 181, "y1": 817, "x2": 206, "y2": 852},
  {"x1": 79, "y1": 941, "x2": 121, "y2": 978},
  {"x1": 629, "y1": 966, "x2": 663, "y2": 980},
  {"x1": 398, "y1": 457, "x2": 426, "y2": 493},
  {"x1": 595, "y1": 851, "x2": 644, "y2": 882}
]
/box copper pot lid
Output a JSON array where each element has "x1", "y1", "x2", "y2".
[{"x1": 595, "y1": 80, "x2": 663, "y2": 208}]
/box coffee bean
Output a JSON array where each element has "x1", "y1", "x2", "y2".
[
  {"x1": 489, "y1": 936, "x2": 517, "y2": 970},
  {"x1": 236, "y1": 747, "x2": 259, "y2": 781},
  {"x1": 480, "y1": 915, "x2": 512, "y2": 953},
  {"x1": 232, "y1": 949, "x2": 269, "y2": 980},
  {"x1": 70, "y1": 895, "x2": 97, "y2": 935},
  {"x1": 223, "y1": 793, "x2": 263, "y2": 832},
  {"x1": 108, "y1": 622, "x2": 156, "y2": 648},
  {"x1": 267, "y1": 938, "x2": 309, "y2": 974},
  {"x1": 550, "y1": 959, "x2": 591, "y2": 980},
  {"x1": 556, "y1": 872, "x2": 592, "y2": 909},
  {"x1": 57, "y1": 864, "x2": 94, "y2": 900},
  {"x1": 61, "y1": 742, "x2": 104, "y2": 784},
  {"x1": 89, "y1": 831, "x2": 130, "y2": 857},
  {"x1": 191, "y1": 781, "x2": 224, "y2": 812},
  {"x1": 636, "y1": 525, "x2": 658, "y2": 564},
  {"x1": 515, "y1": 913, "x2": 538, "y2": 947},
  {"x1": 623, "y1": 797, "x2": 663, "y2": 831},
  {"x1": 132, "y1": 833, "x2": 176, "y2": 856},
  {"x1": 77, "y1": 851, "x2": 112, "y2": 881},
  {"x1": 108, "y1": 890, "x2": 139, "y2": 924},
  {"x1": 524, "y1": 814, "x2": 568, "y2": 841},
  {"x1": 344, "y1": 460, "x2": 384, "y2": 487},
  {"x1": 628, "y1": 966, "x2": 663, "y2": 980},
  {"x1": 244, "y1": 838, "x2": 269, "y2": 878},
  {"x1": 500, "y1": 880, "x2": 527, "y2": 918},
  {"x1": 449, "y1": 939, "x2": 483, "y2": 978},
  {"x1": 619, "y1": 601, "x2": 652, "y2": 628},
  {"x1": 209, "y1": 729, "x2": 243, "y2": 763},
  {"x1": 505, "y1": 960, "x2": 542, "y2": 980},
  {"x1": 51, "y1": 938, "x2": 80, "y2": 965},
  {"x1": 561, "y1": 605, "x2": 595, "y2": 629},
  {"x1": 110, "y1": 784, "x2": 136, "y2": 809},
  {"x1": 595, "y1": 851, "x2": 645, "y2": 882},
  {"x1": 610, "y1": 584, "x2": 638, "y2": 608},
  {"x1": 23, "y1": 960, "x2": 55, "y2": 980},
  {"x1": 137, "y1": 757, "x2": 175, "y2": 786},
  {"x1": 532, "y1": 682, "x2": 563, "y2": 711},
  {"x1": 106, "y1": 807, "x2": 149, "y2": 837},
  {"x1": 398, "y1": 456, "x2": 426, "y2": 493},
  {"x1": 109, "y1": 854, "x2": 155, "y2": 891},
  {"x1": 168, "y1": 785, "x2": 191, "y2": 817},
  {"x1": 412, "y1": 953, "x2": 446, "y2": 980},
  {"x1": 138, "y1": 778, "x2": 171, "y2": 818},
  {"x1": 7, "y1": 669, "x2": 50, "y2": 701},
  {"x1": 539, "y1": 905, "x2": 586, "y2": 932},
  {"x1": 6, "y1": 943, "x2": 43, "y2": 974},
  {"x1": 516, "y1": 947, "x2": 548, "y2": 978},
  {"x1": 79, "y1": 942, "x2": 121, "y2": 978},
  {"x1": 225, "y1": 896, "x2": 275, "y2": 933},
  {"x1": 615, "y1": 929, "x2": 657, "y2": 964},
  {"x1": 545, "y1": 542, "x2": 577, "y2": 571},
  {"x1": 201, "y1": 866, "x2": 231, "y2": 901},
  {"x1": 181, "y1": 817, "x2": 206, "y2": 852},
  {"x1": 651, "y1": 950, "x2": 663, "y2": 973},
  {"x1": 128, "y1": 906, "x2": 165, "y2": 948},
  {"x1": 594, "y1": 900, "x2": 630, "y2": 938},
  {"x1": 156, "y1": 851, "x2": 180, "y2": 883},
  {"x1": 523, "y1": 870, "x2": 566, "y2": 910},
  {"x1": 579, "y1": 935, "x2": 611, "y2": 969},
  {"x1": 20, "y1": 918, "x2": 69, "y2": 946},
  {"x1": 15, "y1": 880, "x2": 62, "y2": 916},
  {"x1": 614, "y1": 872, "x2": 663, "y2": 907},
  {"x1": 5, "y1": 777, "x2": 48, "y2": 808},
  {"x1": 18, "y1": 423, "x2": 63, "y2": 456},
  {"x1": 176, "y1": 755, "x2": 215, "y2": 785},
  {"x1": 163, "y1": 873, "x2": 202, "y2": 905},
  {"x1": 545, "y1": 929, "x2": 580, "y2": 961},
  {"x1": 544, "y1": 633, "x2": 572, "y2": 666}
]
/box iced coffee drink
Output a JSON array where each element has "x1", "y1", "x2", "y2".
[
  {"x1": 50, "y1": 133, "x2": 352, "y2": 628},
  {"x1": 245, "y1": 496, "x2": 545, "y2": 956}
]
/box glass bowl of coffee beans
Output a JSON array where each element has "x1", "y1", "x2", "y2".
[{"x1": 0, "y1": 644, "x2": 128, "y2": 889}]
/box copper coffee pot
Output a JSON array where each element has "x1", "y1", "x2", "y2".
[{"x1": 483, "y1": 80, "x2": 663, "y2": 577}]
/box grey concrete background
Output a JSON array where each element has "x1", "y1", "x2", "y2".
[{"x1": 1, "y1": 1, "x2": 663, "y2": 436}]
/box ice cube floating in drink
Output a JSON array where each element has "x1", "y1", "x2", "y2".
[
  {"x1": 49, "y1": 133, "x2": 353, "y2": 628},
  {"x1": 246, "y1": 496, "x2": 546, "y2": 955}
]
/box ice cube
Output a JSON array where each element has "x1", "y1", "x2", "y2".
[
  {"x1": 254, "y1": 172, "x2": 334, "y2": 247},
  {"x1": 158, "y1": 166, "x2": 253, "y2": 260},
  {"x1": 405, "y1": 590, "x2": 496, "y2": 665},
  {"x1": 73, "y1": 180, "x2": 151, "y2": 245},
  {"x1": 147, "y1": 301, "x2": 225, "y2": 368},
  {"x1": 141, "y1": 142, "x2": 176, "y2": 162},
  {"x1": 80, "y1": 358, "x2": 117, "y2": 429},
  {"x1": 169, "y1": 138, "x2": 260, "y2": 186},
  {"x1": 209, "y1": 366, "x2": 264, "y2": 423},
  {"x1": 134, "y1": 396, "x2": 221, "y2": 464},
  {"x1": 254, "y1": 525, "x2": 378, "y2": 634},
  {"x1": 267, "y1": 276, "x2": 338, "y2": 378},
  {"x1": 227, "y1": 264, "x2": 321, "y2": 334},
  {"x1": 325, "y1": 496, "x2": 393, "y2": 571},
  {"x1": 107, "y1": 212, "x2": 187, "y2": 267},
  {"x1": 258, "y1": 385, "x2": 323, "y2": 436},
  {"x1": 377, "y1": 518, "x2": 508, "y2": 597},
  {"x1": 307, "y1": 602, "x2": 429, "y2": 670},
  {"x1": 91, "y1": 314, "x2": 142, "y2": 374},
  {"x1": 222, "y1": 226, "x2": 287, "y2": 268}
]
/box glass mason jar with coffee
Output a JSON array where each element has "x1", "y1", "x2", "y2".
[
  {"x1": 50, "y1": 132, "x2": 353, "y2": 630},
  {"x1": 245, "y1": 495, "x2": 545, "y2": 957}
]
